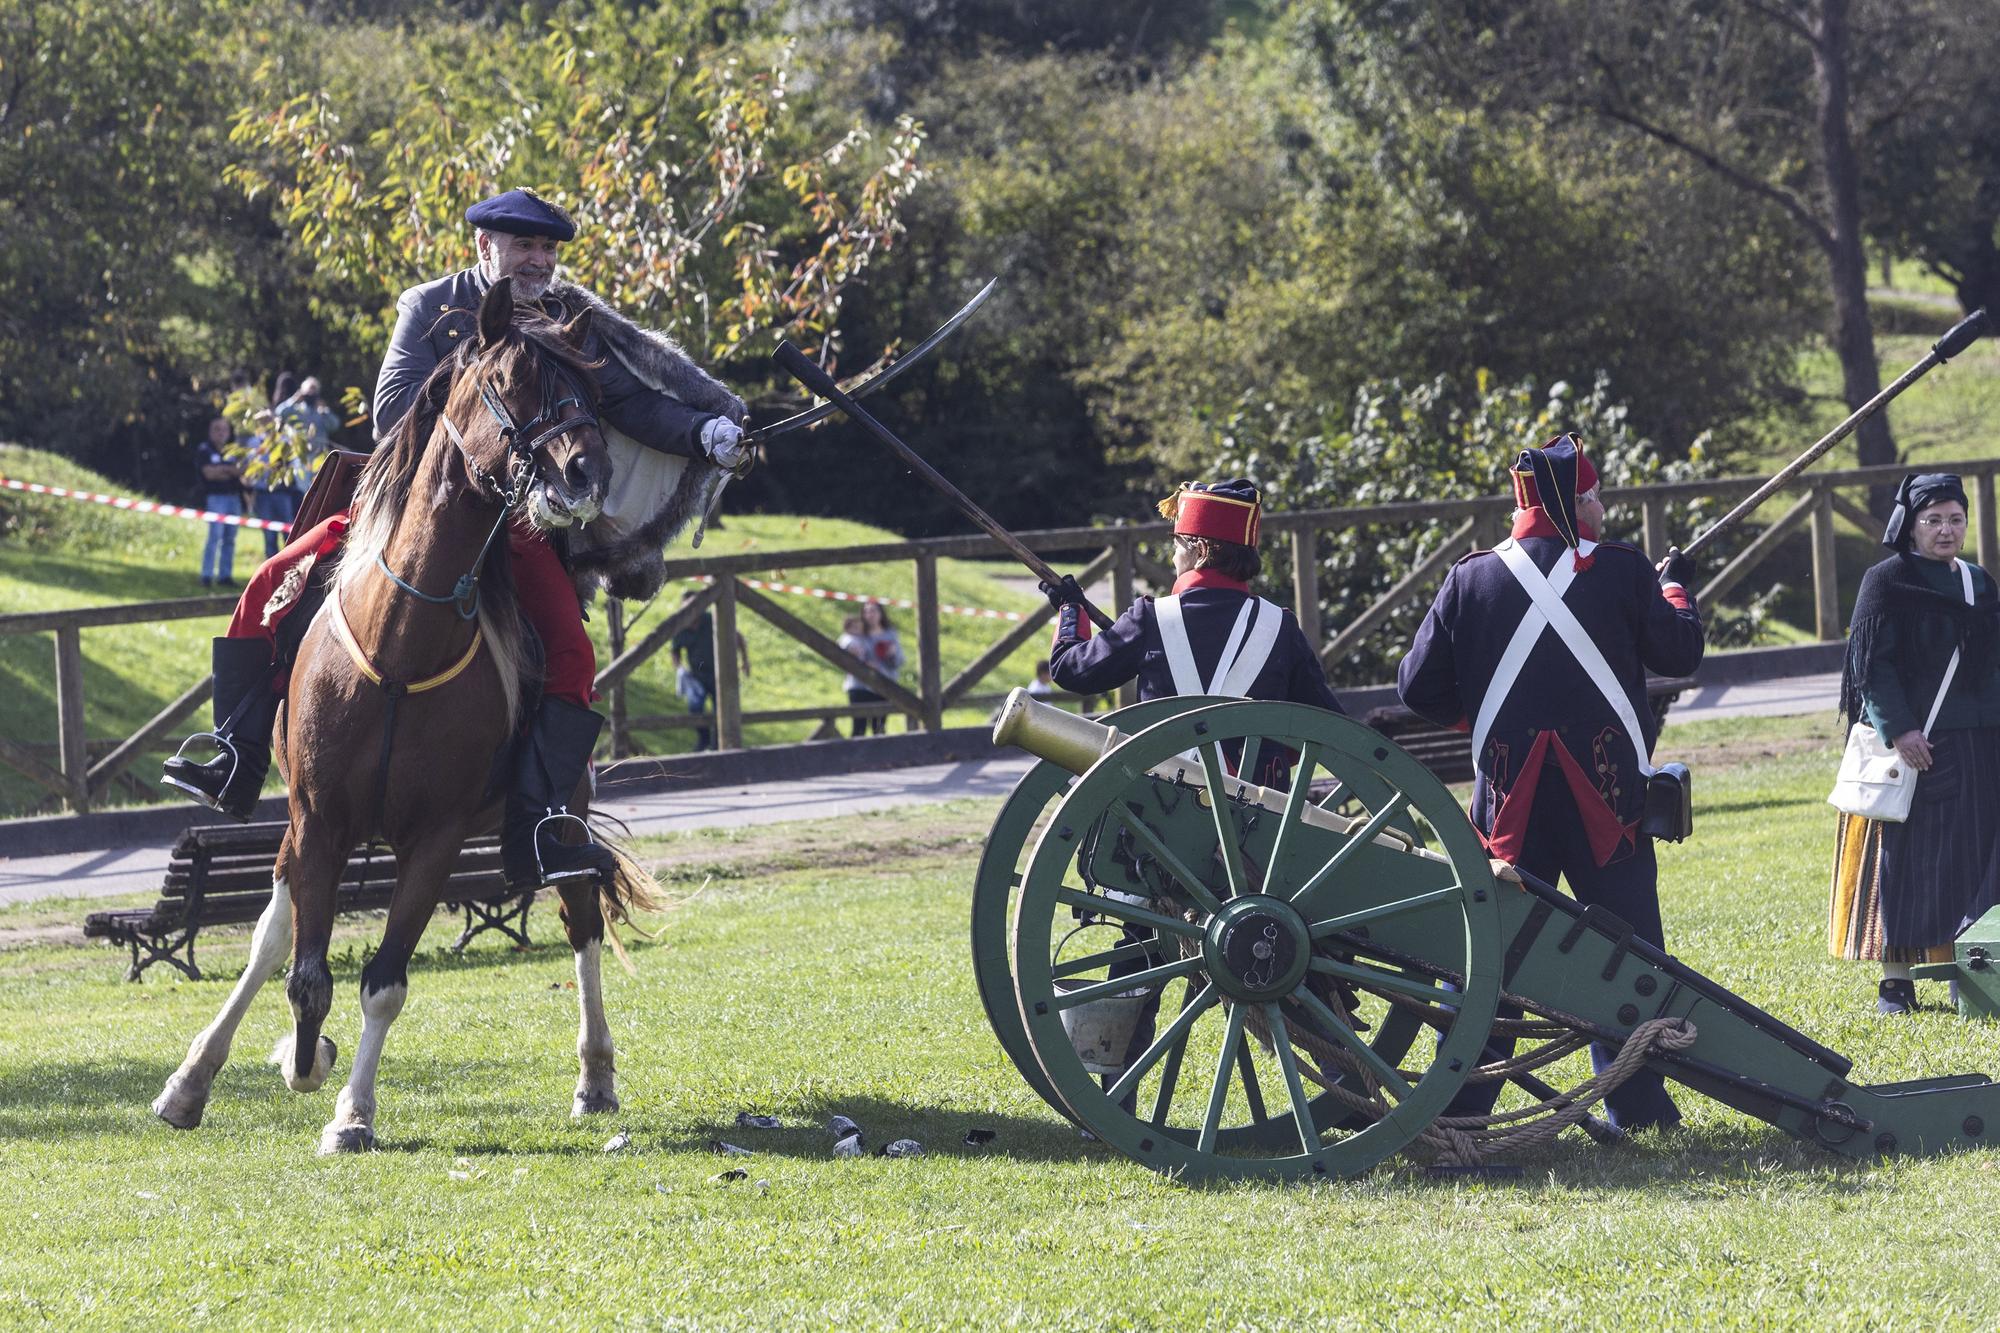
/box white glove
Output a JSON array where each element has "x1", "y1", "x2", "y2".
[{"x1": 700, "y1": 416, "x2": 750, "y2": 469}]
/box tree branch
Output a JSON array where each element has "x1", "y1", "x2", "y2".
[
  {"x1": 1592, "y1": 100, "x2": 1834, "y2": 250},
  {"x1": 1733, "y1": 0, "x2": 1819, "y2": 46}
]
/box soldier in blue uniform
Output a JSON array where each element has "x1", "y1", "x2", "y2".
[
  {"x1": 1042, "y1": 479, "x2": 1346, "y2": 1109},
  {"x1": 1397, "y1": 434, "x2": 1704, "y2": 1132},
  {"x1": 1041, "y1": 478, "x2": 1343, "y2": 787}
]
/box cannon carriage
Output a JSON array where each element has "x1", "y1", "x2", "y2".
[{"x1": 974, "y1": 691, "x2": 2000, "y2": 1183}]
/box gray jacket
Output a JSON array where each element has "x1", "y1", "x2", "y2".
[{"x1": 372, "y1": 266, "x2": 720, "y2": 453}]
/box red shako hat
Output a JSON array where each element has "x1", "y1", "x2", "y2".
[{"x1": 1158, "y1": 478, "x2": 1262, "y2": 547}]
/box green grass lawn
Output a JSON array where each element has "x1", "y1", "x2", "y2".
[
  {"x1": 0, "y1": 444, "x2": 1057, "y2": 817},
  {"x1": 4, "y1": 711, "x2": 2000, "y2": 1325}
]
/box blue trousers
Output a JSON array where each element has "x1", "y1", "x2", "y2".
[
  {"x1": 252, "y1": 487, "x2": 299, "y2": 558},
  {"x1": 200, "y1": 492, "x2": 241, "y2": 582},
  {"x1": 1449, "y1": 775, "x2": 1682, "y2": 1133}
]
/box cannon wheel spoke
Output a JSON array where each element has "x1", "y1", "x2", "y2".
[
  {"x1": 1264, "y1": 1003, "x2": 1322, "y2": 1155},
  {"x1": 1306, "y1": 885, "x2": 1461, "y2": 939},
  {"x1": 1262, "y1": 740, "x2": 1322, "y2": 888},
  {"x1": 1288, "y1": 790, "x2": 1407, "y2": 919},
  {"x1": 1112, "y1": 807, "x2": 1226, "y2": 917},
  {"x1": 1197, "y1": 742, "x2": 1251, "y2": 899},
  {"x1": 1055, "y1": 886, "x2": 1203, "y2": 940},
  {"x1": 1052, "y1": 956, "x2": 1203, "y2": 1010},
  {"x1": 1292, "y1": 984, "x2": 1414, "y2": 1100},
  {"x1": 1197, "y1": 1002, "x2": 1250, "y2": 1154},
  {"x1": 1107, "y1": 981, "x2": 1218, "y2": 1109}
]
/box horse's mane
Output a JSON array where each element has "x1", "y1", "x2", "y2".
[{"x1": 334, "y1": 314, "x2": 595, "y2": 728}]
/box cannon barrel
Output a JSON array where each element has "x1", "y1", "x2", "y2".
[{"x1": 992, "y1": 689, "x2": 1423, "y2": 854}]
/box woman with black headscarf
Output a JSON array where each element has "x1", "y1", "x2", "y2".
[{"x1": 1833, "y1": 473, "x2": 2000, "y2": 1013}]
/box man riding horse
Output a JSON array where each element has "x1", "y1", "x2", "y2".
[{"x1": 162, "y1": 188, "x2": 750, "y2": 889}]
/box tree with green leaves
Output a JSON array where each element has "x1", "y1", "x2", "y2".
[
  {"x1": 225, "y1": 0, "x2": 926, "y2": 433},
  {"x1": 1329, "y1": 0, "x2": 1938, "y2": 474},
  {"x1": 0, "y1": 0, "x2": 252, "y2": 480}
]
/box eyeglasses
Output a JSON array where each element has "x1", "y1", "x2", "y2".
[{"x1": 1917, "y1": 514, "x2": 1969, "y2": 530}]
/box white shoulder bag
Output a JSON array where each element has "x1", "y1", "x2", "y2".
[{"x1": 1827, "y1": 559, "x2": 1973, "y2": 823}]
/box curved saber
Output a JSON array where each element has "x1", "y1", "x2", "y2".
[{"x1": 747, "y1": 277, "x2": 999, "y2": 443}]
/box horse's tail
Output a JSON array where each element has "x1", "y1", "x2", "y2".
[{"x1": 592, "y1": 827, "x2": 666, "y2": 976}]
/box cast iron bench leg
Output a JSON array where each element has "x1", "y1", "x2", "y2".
[{"x1": 452, "y1": 893, "x2": 535, "y2": 952}]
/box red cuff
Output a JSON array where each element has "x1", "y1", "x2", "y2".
[{"x1": 1660, "y1": 584, "x2": 1693, "y2": 612}]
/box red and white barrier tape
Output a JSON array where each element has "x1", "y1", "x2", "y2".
[
  {"x1": 4, "y1": 473, "x2": 1035, "y2": 622},
  {"x1": 1, "y1": 475, "x2": 294, "y2": 532},
  {"x1": 716, "y1": 576, "x2": 1026, "y2": 622}
]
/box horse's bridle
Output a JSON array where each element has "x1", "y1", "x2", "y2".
[{"x1": 378, "y1": 336, "x2": 601, "y2": 621}]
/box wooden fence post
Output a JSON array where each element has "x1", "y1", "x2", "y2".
[
  {"x1": 915, "y1": 553, "x2": 943, "y2": 731},
  {"x1": 1980, "y1": 469, "x2": 1999, "y2": 574},
  {"x1": 1112, "y1": 536, "x2": 1138, "y2": 708},
  {"x1": 712, "y1": 577, "x2": 743, "y2": 751},
  {"x1": 1809, "y1": 486, "x2": 1840, "y2": 640},
  {"x1": 54, "y1": 626, "x2": 88, "y2": 812},
  {"x1": 1290, "y1": 525, "x2": 1322, "y2": 647},
  {"x1": 1642, "y1": 496, "x2": 1667, "y2": 561},
  {"x1": 606, "y1": 599, "x2": 629, "y2": 759}
]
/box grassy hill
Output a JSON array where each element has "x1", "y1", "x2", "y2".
[{"x1": 0, "y1": 444, "x2": 1055, "y2": 818}]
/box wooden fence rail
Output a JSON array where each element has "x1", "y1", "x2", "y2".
[{"x1": 7, "y1": 458, "x2": 1995, "y2": 813}]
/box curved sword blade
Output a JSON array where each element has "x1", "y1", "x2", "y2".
[{"x1": 748, "y1": 277, "x2": 998, "y2": 443}]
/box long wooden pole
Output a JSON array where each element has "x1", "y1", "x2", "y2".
[
  {"x1": 1683, "y1": 308, "x2": 1990, "y2": 558},
  {"x1": 773, "y1": 341, "x2": 1117, "y2": 630}
]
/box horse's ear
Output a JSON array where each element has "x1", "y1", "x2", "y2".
[
  {"x1": 478, "y1": 277, "x2": 514, "y2": 348},
  {"x1": 559, "y1": 306, "x2": 593, "y2": 351}
]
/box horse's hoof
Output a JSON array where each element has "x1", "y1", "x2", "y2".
[
  {"x1": 273, "y1": 1035, "x2": 338, "y2": 1092},
  {"x1": 318, "y1": 1122, "x2": 375, "y2": 1155},
  {"x1": 151, "y1": 1074, "x2": 208, "y2": 1130},
  {"x1": 572, "y1": 1090, "x2": 620, "y2": 1118}
]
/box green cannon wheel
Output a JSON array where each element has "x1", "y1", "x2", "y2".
[
  {"x1": 972, "y1": 699, "x2": 1206, "y2": 1120},
  {"x1": 1011, "y1": 699, "x2": 1503, "y2": 1183}
]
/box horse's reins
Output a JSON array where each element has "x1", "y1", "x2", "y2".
[
  {"x1": 337, "y1": 336, "x2": 600, "y2": 840},
  {"x1": 378, "y1": 349, "x2": 597, "y2": 622}
]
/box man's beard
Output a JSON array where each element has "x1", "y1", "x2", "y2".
[
  {"x1": 481, "y1": 257, "x2": 553, "y2": 301},
  {"x1": 510, "y1": 269, "x2": 554, "y2": 301}
]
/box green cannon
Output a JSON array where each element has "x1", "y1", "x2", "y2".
[{"x1": 973, "y1": 691, "x2": 2000, "y2": 1182}]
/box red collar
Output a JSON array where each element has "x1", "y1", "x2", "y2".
[
  {"x1": 1172, "y1": 568, "x2": 1251, "y2": 595},
  {"x1": 1511, "y1": 508, "x2": 1600, "y2": 543}
]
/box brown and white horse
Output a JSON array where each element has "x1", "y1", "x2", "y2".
[{"x1": 153, "y1": 278, "x2": 661, "y2": 1152}]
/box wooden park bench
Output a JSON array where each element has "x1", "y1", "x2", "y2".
[{"x1": 84, "y1": 822, "x2": 534, "y2": 981}]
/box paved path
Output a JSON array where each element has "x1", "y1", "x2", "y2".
[
  {"x1": 0, "y1": 672, "x2": 1836, "y2": 908},
  {"x1": 0, "y1": 755, "x2": 1039, "y2": 908}
]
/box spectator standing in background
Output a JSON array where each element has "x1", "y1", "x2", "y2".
[
  {"x1": 837, "y1": 614, "x2": 877, "y2": 737},
  {"x1": 1026, "y1": 659, "x2": 1056, "y2": 698},
  {"x1": 277, "y1": 374, "x2": 340, "y2": 483},
  {"x1": 843, "y1": 600, "x2": 904, "y2": 737},
  {"x1": 196, "y1": 417, "x2": 243, "y2": 588},
  {"x1": 671, "y1": 595, "x2": 750, "y2": 751}
]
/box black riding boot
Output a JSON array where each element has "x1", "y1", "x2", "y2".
[
  {"x1": 161, "y1": 637, "x2": 281, "y2": 821},
  {"x1": 503, "y1": 697, "x2": 617, "y2": 890}
]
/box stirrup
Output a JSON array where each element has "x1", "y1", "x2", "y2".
[
  {"x1": 160, "y1": 732, "x2": 238, "y2": 810},
  {"x1": 531, "y1": 808, "x2": 610, "y2": 884}
]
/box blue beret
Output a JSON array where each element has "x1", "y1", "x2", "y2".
[{"x1": 464, "y1": 188, "x2": 576, "y2": 242}]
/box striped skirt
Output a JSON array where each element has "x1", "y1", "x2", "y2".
[{"x1": 1829, "y1": 726, "x2": 2000, "y2": 963}]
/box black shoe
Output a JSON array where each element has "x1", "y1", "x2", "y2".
[
  {"x1": 161, "y1": 637, "x2": 280, "y2": 821},
  {"x1": 1877, "y1": 978, "x2": 1917, "y2": 1015},
  {"x1": 503, "y1": 697, "x2": 617, "y2": 889}
]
